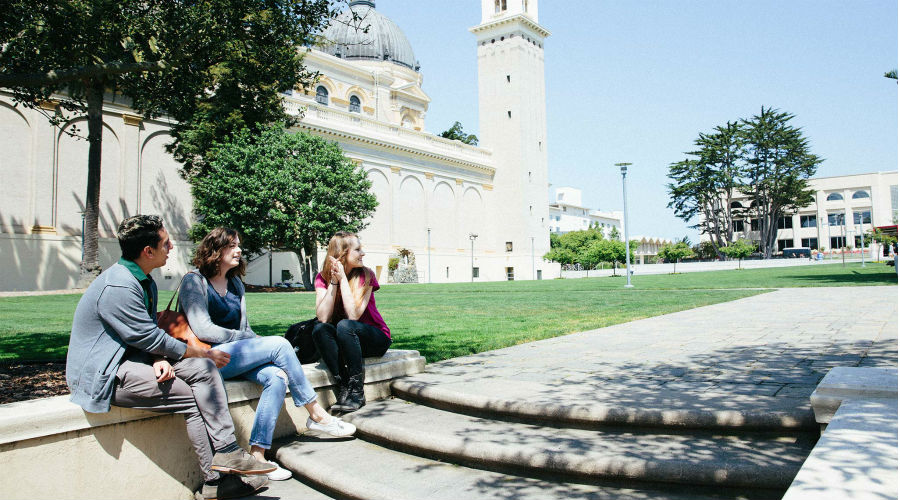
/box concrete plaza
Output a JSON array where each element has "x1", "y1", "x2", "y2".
[{"x1": 263, "y1": 285, "x2": 897, "y2": 499}]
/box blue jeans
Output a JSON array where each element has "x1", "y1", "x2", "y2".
[{"x1": 215, "y1": 336, "x2": 317, "y2": 449}]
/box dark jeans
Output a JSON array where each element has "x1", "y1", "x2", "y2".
[{"x1": 312, "y1": 319, "x2": 391, "y2": 379}]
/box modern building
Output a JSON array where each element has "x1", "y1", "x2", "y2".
[
  {"x1": 0, "y1": 0, "x2": 558, "y2": 290},
  {"x1": 548, "y1": 187, "x2": 622, "y2": 236},
  {"x1": 631, "y1": 236, "x2": 675, "y2": 265},
  {"x1": 724, "y1": 171, "x2": 898, "y2": 252}
]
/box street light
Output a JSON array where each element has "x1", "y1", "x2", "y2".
[
  {"x1": 469, "y1": 233, "x2": 478, "y2": 282},
  {"x1": 857, "y1": 213, "x2": 866, "y2": 268},
  {"x1": 531, "y1": 236, "x2": 535, "y2": 280},
  {"x1": 615, "y1": 162, "x2": 634, "y2": 289}
]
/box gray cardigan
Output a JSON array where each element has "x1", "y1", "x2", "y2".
[
  {"x1": 66, "y1": 263, "x2": 188, "y2": 413},
  {"x1": 178, "y1": 271, "x2": 255, "y2": 345}
]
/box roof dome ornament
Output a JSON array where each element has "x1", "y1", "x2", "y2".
[{"x1": 319, "y1": 1, "x2": 418, "y2": 72}]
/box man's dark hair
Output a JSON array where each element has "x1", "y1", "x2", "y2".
[{"x1": 117, "y1": 215, "x2": 164, "y2": 261}]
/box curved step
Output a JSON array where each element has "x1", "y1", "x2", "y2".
[
  {"x1": 272, "y1": 434, "x2": 759, "y2": 500},
  {"x1": 342, "y1": 398, "x2": 814, "y2": 490},
  {"x1": 392, "y1": 377, "x2": 817, "y2": 431}
]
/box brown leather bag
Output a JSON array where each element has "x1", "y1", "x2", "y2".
[{"x1": 157, "y1": 273, "x2": 211, "y2": 350}]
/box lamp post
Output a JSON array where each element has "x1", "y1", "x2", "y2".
[
  {"x1": 469, "y1": 233, "x2": 478, "y2": 282},
  {"x1": 858, "y1": 214, "x2": 866, "y2": 267},
  {"x1": 616, "y1": 162, "x2": 634, "y2": 288},
  {"x1": 427, "y1": 227, "x2": 432, "y2": 282},
  {"x1": 531, "y1": 236, "x2": 535, "y2": 280},
  {"x1": 840, "y1": 213, "x2": 846, "y2": 267}
]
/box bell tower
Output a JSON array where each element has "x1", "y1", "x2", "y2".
[{"x1": 470, "y1": 0, "x2": 551, "y2": 280}]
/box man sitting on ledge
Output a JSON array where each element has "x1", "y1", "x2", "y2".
[{"x1": 66, "y1": 215, "x2": 273, "y2": 500}]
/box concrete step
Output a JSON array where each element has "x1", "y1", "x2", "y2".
[
  {"x1": 393, "y1": 373, "x2": 817, "y2": 432},
  {"x1": 339, "y1": 398, "x2": 815, "y2": 490},
  {"x1": 272, "y1": 434, "x2": 766, "y2": 500}
]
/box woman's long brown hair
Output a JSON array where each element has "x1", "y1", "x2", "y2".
[{"x1": 193, "y1": 227, "x2": 246, "y2": 279}]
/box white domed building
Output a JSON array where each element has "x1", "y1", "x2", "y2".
[{"x1": 0, "y1": 0, "x2": 557, "y2": 289}]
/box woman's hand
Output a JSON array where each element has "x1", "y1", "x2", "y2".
[
  {"x1": 153, "y1": 359, "x2": 175, "y2": 383},
  {"x1": 330, "y1": 256, "x2": 346, "y2": 282}
]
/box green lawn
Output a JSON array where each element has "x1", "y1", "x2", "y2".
[{"x1": 1, "y1": 263, "x2": 895, "y2": 363}]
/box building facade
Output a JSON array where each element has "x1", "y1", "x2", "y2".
[
  {"x1": 724, "y1": 171, "x2": 898, "y2": 252},
  {"x1": 548, "y1": 187, "x2": 622, "y2": 235},
  {"x1": 0, "y1": 0, "x2": 558, "y2": 290}
]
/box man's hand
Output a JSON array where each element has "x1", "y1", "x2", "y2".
[
  {"x1": 205, "y1": 349, "x2": 230, "y2": 368},
  {"x1": 153, "y1": 359, "x2": 175, "y2": 383},
  {"x1": 183, "y1": 345, "x2": 230, "y2": 368}
]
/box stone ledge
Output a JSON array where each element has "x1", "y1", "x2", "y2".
[
  {"x1": 784, "y1": 366, "x2": 899, "y2": 500},
  {"x1": 809, "y1": 367, "x2": 897, "y2": 424},
  {"x1": 783, "y1": 399, "x2": 898, "y2": 500},
  {"x1": 0, "y1": 350, "x2": 424, "y2": 500},
  {"x1": 0, "y1": 349, "x2": 424, "y2": 446}
]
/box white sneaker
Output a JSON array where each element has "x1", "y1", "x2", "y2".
[
  {"x1": 267, "y1": 465, "x2": 292, "y2": 481},
  {"x1": 306, "y1": 416, "x2": 356, "y2": 437}
]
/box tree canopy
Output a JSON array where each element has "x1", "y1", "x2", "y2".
[
  {"x1": 667, "y1": 107, "x2": 821, "y2": 260},
  {"x1": 439, "y1": 121, "x2": 479, "y2": 146},
  {"x1": 543, "y1": 228, "x2": 635, "y2": 275},
  {"x1": 0, "y1": 0, "x2": 343, "y2": 284},
  {"x1": 657, "y1": 242, "x2": 694, "y2": 274},
  {"x1": 191, "y1": 125, "x2": 377, "y2": 289},
  {"x1": 719, "y1": 239, "x2": 756, "y2": 269}
]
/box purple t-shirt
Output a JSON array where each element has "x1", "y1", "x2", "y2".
[{"x1": 315, "y1": 270, "x2": 390, "y2": 339}]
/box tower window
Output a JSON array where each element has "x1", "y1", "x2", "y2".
[
  {"x1": 315, "y1": 86, "x2": 329, "y2": 106},
  {"x1": 506, "y1": 242, "x2": 513, "y2": 252},
  {"x1": 349, "y1": 95, "x2": 361, "y2": 113},
  {"x1": 507, "y1": 110, "x2": 512, "y2": 118},
  {"x1": 494, "y1": 0, "x2": 507, "y2": 12},
  {"x1": 506, "y1": 75, "x2": 510, "y2": 82}
]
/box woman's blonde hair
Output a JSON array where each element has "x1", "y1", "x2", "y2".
[{"x1": 321, "y1": 232, "x2": 373, "y2": 299}]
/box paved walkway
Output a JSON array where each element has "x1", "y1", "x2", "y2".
[
  {"x1": 251, "y1": 287, "x2": 897, "y2": 500},
  {"x1": 407, "y1": 286, "x2": 898, "y2": 416}
]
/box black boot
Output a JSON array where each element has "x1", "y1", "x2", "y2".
[
  {"x1": 331, "y1": 373, "x2": 365, "y2": 413},
  {"x1": 333, "y1": 375, "x2": 350, "y2": 408}
]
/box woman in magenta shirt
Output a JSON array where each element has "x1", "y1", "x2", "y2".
[{"x1": 313, "y1": 232, "x2": 391, "y2": 413}]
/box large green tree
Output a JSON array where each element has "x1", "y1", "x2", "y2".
[
  {"x1": 666, "y1": 109, "x2": 821, "y2": 260},
  {"x1": 740, "y1": 107, "x2": 821, "y2": 258},
  {"x1": 667, "y1": 121, "x2": 744, "y2": 256},
  {"x1": 191, "y1": 125, "x2": 377, "y2": 289},
  {"x1": 0, "y1": 0, "x2": 343, "y2": 285}
]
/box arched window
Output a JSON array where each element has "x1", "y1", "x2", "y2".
[
  {"x1": 826, "y1": 192, "x2": 843, "y2": 201},
  {"x1": 349, "y1": 95, "x2": 361, "y2": 113},
  {"x1": 315, "y1": 86, "x2": 329, "y2": 106},
  {"x1": 730, "y1": 201, "x2": 743, "y2": 209},
  {"x1": 852, "y1": 190, "x2": 870, "y2": 199}
]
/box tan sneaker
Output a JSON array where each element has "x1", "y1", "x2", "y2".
[
  {"x1": 198, "y1": 474, "x2": 268, "y2": 500},
  {"x1": 211, "y1": 448, "x2": 277, "y2": 475}
]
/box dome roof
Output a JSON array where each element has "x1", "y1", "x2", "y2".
[{"x1": 318, "y1": 1, "x2": 419, "y2": 71}]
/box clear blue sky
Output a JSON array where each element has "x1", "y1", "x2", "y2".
[{"x1": 375, "y1": 1, "x2": 898, "y2": 242}]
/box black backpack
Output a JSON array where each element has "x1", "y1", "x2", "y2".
[{"x1": 284, "y1": 318, "x2": 321, "y2": 364}]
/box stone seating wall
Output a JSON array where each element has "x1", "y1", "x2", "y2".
[{"x1": 0, "y1": 350, "x2": 425, "y2": 500}]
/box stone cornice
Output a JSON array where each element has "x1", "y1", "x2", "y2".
[
  {"x1": 469, "y1": 14, "x2": 551, "y2": 38},
  {"x1": 296, "y1": 120, "x2": 495, "y2": 177}
]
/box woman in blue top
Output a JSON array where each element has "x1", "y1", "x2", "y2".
[{"x1": 180, "y1": 228, "x2": 355, "y2": 481}]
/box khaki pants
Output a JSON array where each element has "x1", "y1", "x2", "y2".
[{"x1": 112, "y1": 355, "x2": 236, "y2": 481}]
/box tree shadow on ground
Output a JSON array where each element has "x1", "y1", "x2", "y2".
[{"x1": 789, "y1": 270, "x2": 898, "y2": 286}]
